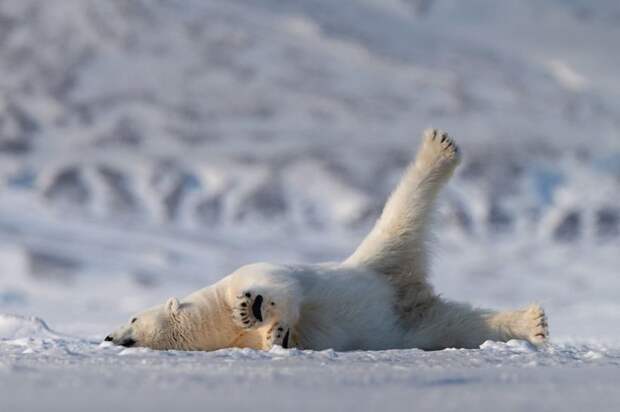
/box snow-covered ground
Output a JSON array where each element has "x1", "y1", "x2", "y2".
[
  {"x1": 1, "y1": 0, "x2": 619, "y2": 410},
  {"x1": 2, "y1": 314, "x2": 620, "y2": 412}
]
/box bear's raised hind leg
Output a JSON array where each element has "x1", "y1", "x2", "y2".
[{"x1": 346, "y1": 129, "x2": 460, "y2": 283}]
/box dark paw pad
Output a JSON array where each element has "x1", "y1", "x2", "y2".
[
  {"x1": 251, "y1": 294, "x2": 263, "y2": 322},
  {"x1": 233, "y1": 291, "x2": 268, "y2": 329}
]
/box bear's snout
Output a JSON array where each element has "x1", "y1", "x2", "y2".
[
  {"x1": 119, "y1": 338, "x2": 136, "y2": 347},
  {"x1": 103, "y1": 333, "x2": 136, "y2": 347}
]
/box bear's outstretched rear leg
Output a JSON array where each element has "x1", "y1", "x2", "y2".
[{"x1": 407, "y1": 302, "x2": 549, "y2": 350}]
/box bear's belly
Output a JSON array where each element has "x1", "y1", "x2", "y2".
[{"x1": 294, "y1": 300, "x2": 405, "y2": 351}]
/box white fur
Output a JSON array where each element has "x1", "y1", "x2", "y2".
[{"x1": 107, "y1": 129, "x2": 549, "y2": 351}]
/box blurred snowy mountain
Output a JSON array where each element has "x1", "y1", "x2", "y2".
[
  {"x1": 1, "y1": 0, "x2": 619, "y2": 238},
  {"x1": 0, "y1": 0, "x2": 619, "y2": 339}
]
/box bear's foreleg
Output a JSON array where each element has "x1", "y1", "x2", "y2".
[{"x1": 228, "y1": 277, "x2": 301, "y2": 349}]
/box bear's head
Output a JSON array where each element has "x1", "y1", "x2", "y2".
[{"x1": 105, "y1": 297, "x2": 185, "y2": 350}]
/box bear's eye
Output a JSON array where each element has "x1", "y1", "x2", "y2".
[{"x1": 131, "y1": 318, "x2": 137, "y2": 324}]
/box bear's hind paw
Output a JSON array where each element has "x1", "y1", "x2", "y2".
[
  {"x1": 513, "y1": 304, "x2": 549, "y2": 346},
  {"x1": 418, "y1": 128, "x2": 461, "y2": 169},
  {"x1": 525, "y1": 304, "x2": 549, "y2": 345}
]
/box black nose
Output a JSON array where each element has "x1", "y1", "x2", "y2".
[
  {"x1": 120, "y1": 338, "x2": 136, "y2": 347},
  {"x1": 104, "y1": 335, "x2": 113, "y2": 342}
]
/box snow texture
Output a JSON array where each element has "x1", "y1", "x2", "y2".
[{"x1": 0, "y1": 0, "x2": 619, "y2": 411}]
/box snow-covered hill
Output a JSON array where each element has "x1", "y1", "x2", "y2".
[
  {"x1": 0, "y1": 1, "x2": 619, "y2": 410},
  {"x1": 1, "y1": 0, "x2": 619, "y2": 239}
]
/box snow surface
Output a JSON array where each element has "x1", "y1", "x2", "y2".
[
  {"x1": 1, "y1": 0, "x2": 619, "y2": 411},
  {"x1": 1, "y1": 315, "x2": 620, "y2": 412}
]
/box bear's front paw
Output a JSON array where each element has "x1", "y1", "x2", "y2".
[
  {"x1": 232, "y1": 291, "x2": 275, "y2": 329},
  {"x1": 266, "y1": 322, "x2": 291, "y2": 349}
]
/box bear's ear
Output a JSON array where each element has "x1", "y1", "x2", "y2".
[{"x1": 166, "y1": 297, "x2": 180, "y2": 315}]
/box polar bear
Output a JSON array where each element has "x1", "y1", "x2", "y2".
[{"x1": 105, "y1": 129, "x2": 548, "y2": 351}]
